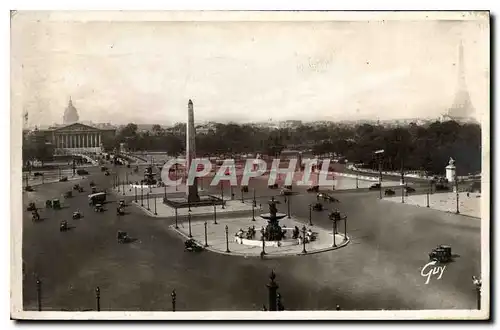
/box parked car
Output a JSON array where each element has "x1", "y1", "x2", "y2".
[
  {"x1": 59, "y1": 176, "x2": 68, "y2": 182},
  {"x1": 76, "y1": 169, "x2": 89, "y2": 175},
  {"x1": 369, "y1": 183, "x2": 381, "y2": 190},
  {"x1": 33, "y1": 172, "x2": 43, "y2": 177},
  {"x1": 384, "y1": 189, "x2": 395, "y2": 196},
  {"x1": 404, "y1": 186, "x2": 416, "y2": 193}
]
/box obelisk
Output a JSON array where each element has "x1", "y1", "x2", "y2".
[{"x1": 186, "y1": 99, "x2": 200, "y2": 202}]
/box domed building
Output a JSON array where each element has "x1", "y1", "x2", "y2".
[
  {"x1": 34, "y1": 97, "x2": 116, "y2": 155},
  {"x1": 63, "y1": 97, "x2": 79, "y2": 125}
]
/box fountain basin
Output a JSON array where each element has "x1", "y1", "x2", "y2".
[
  {"x1": 260, "y1": 212, "x2": 287, "y2": 220},
  {"x1": 233, "y1": 237, "x2": 298, "y2": 247}
]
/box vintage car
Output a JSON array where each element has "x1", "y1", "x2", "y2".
[
  {"x1": 33, "y1": 172, "x2": 43, "y2": 177},
  {"x1": 429, "y1": 245, "x2": 452, "y2": 263},
  {"x1": 284, "y1": 185, "x2": 292, "y2": 190},
  {"x1": 59, "y1": 176, "x2": 68, "y2": 182},
  {"x1": 52, "y1": 199, "x2": 61, "y2": 209},
  {"x1": 116, "y1": 207, "x2": 125, "y2": 216},
  {"x1": 27, "y1": 202, "x2": 36, "y2": 211},
  {"x1": 312, "y1": 202, "x2": 323, "y2": 211},
  {"x1": 268, "y1": 183, "x2": 279, "y2": 189},
  {"x1": 60, "y1": 220, "x2": 69, "y2": 232},
  {"x1": 64, "y1": 191, "x2": 73, "y2": 198},
  {"x1": 31, "y1": 211, "x2": 40, "y2": 222},
  {"x1": 89, "y1": 181, "x2": 96, "y2": 187},
  {"x1": 73, "y1": 184, "x2": 81, "y2": 191},
  {"x1": 369, "y1": 183, "x2": 381, "y2": 190},
  {"x1": 104, "y1": 171, "x2": 110, "y2": 176},
  {"x1": 88, "y1": 192, "x2": 107, "y2": 206},
  {"x1": 307, "y1": 185, "x2": 320, "y2": 193},
  {"x1": 76, "y1": 169, "x2": 89, "y2": 175},
  {"x1": 184, "y1": 239, "x2": 204, "y2": 252},
  {"x1": 319, "y1": 193, "x2": 339, "y2": 202},
  {"x1": 117, "y1": 230, "x2": 130, "y2": 243},
  {"x1": 384, "y1": 188, "x2": 395, "y2": 196},
  {"x1": 25, "y1": 185, "x2": 34, "y2": 192},
  {"x1": 72, "y1": 211, "x2": 82, "y2": 220},
  {"x1": 280, "y1": 188, "x2": 293, "y2": 196},
  {"x1": 404, "y1": 186, "x2": 416, "y2": 193},
  {"x1": 91, "y1": 186, "x2": 98, "y2": 194},
  {"x1": 101, "y1": 166, "x2": 108, "y2": 172},
  {"x1": 241, "y1": 186, "x2": 249, "y2": 193},
  {"x1": 94, "y1": 204, "x2": 105, "y2": 212},
  {"x1": 118, "y1": 199, "x2": 126, "y2": 207}
]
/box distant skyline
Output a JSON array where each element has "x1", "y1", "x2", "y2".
[{"x1": 12, "y1": 12, "x2": 489, "y2": 127}]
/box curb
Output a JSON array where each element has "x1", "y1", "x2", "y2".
[
  {"x1": 169, "y1": 224, "x2": 350, "y2": 258},
  {"x1": 380, "y1": 197, "x2": 481, "y2": 219}
]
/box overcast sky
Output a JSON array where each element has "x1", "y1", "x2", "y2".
[{"x1": 11, "y1": 11, "x2": 489, "y2": 127}]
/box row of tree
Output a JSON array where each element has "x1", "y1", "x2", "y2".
[{"x1": 102, "y1": 120, "x2": 481, "y2": 176}]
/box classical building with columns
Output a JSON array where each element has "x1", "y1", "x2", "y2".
[
  {"x1": 49, "y1": 122, "x2": 115, "y2": 154},
  {"x1": 31, "y1": 98, "x2": 116, "y2": 154}
]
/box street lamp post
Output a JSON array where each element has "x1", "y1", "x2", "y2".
[
  {"x1": 401, "y1": 185, "x2": 405, "y2": 203},
  {"x1": 134, "y1": 186, "x2": 137, "y2": 203},
  {"x1": 374, "y1": 150, "x2": 384, "y2": 199},
  {"x1": 253, "y1": 189, "x2": 257, "y2": 208},
  {"x1": 146, "y1": 193, "x2": 150, "y2": 210},
  {"x1": 426, "y1": 189, "x2": 430, "y2": 208},
  {"x1": 261, "y1": 227, "x2": 266, "y2": 255},
  {"x1": 302, "y1": 225, "x2": 307, "y2": 254},
  {"x1": 252, "y1": 200, "x2": 255, "y2": 221},
  {"x1": 36, "y1": 277, "x2": 42, "y2": 311},
  {"x1": 356, "y1": 173, "x2": 359, "y2": 189},
  {"x1": 213, "y1": 203, "x2": 217, "y2": 224},
  {"x1": 287, "y1": 195, "x2": 291, "y2": 219},
  {"x1": 140, "y1": 183, "x2": 144, "y2": 207},
  {"x1": 455, "y1": 173, "x2": 460, "y2": 214},
  {"x1": 164, "y1": 185, "x2": 167, "y2": 199},
  {"x1": 95, "y1": 287, "x2": 101, "y2": 311},
  {"x1": 225, "y1": 225, "x2": 230, "y2": 253},
  {"x1": 175, "y1": 207, "x2": 179, "y2": 229},
  {"x1": 204, "y1": 221, "x2": 208, "y2": 247},
  {"x1": 332, "y1": 218, "x2": 337, "y2": 247},
  {"x1": 344, "y1": 215, "x2": 347, "y2": 239},
  {"x1": 473, "y1": 276, "x2": 481, "y2": 310},
  {"x1": 188, "y1": 212, "x2": 192, "y2": 238},
  {"x1": 221, "y1": 182, "x2": 225, "y2": 209},
  {"x1": 171, "y1": 290, "x2": 176, "y2": 312},
  {"x1": 122, "y1": 178, "x2": 125, "y2": 196},
  {"x1": 154, "y1": 197, "x2": 157, "y2": 215},
  {"x1": 267, "y1": 271, "x2": 279, "y2": 312},
  {"x1": 309, "y1": 204, "x2": 313, "y2": 226}
]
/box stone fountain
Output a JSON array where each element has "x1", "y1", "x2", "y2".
[{"x1": 260, "y1": 197, "x2": 287, "y2": 241}]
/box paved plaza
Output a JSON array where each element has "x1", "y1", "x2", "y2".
[
  {"x1": 21, "y1": 162, "x2": 482, "y2": 311},
  {"x1": 383, "y1": 192, "x2": 481, "y2": 218},
  {"x1": 172, "y1": 215, "x2": 348, "y2": 257}
]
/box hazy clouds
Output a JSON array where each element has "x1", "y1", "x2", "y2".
[{"x1": 11, "y1": 12, "x2": 489, "y2": 126}]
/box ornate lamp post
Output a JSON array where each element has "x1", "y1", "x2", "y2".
[
  {"x1": 309, "y1": 204, "x2": 313, "y2": 226},
  {"x1": 140, "y1": 182, "x2": 144, "y2": 207},
  {"x1": 188, "y1": 212, "x2": 192, "y2": 238},
  {"x1": 374, "y1": 149, "x2": 384, "y2": 199},
  {"x1": 225, "y1": 225, "x2": 230, "y2": 253},
  {"x1": 356, "y1": 173, "x2": 359, "y2": 189},
  {"x1": 95, "y1": 287, "x2": 101, "y2": 311},
  {"x1": 146, "y1": 193, "x2": 150, "y2": 210},
  {"x1": 221, "y1": 182, "x2": 225, "y2": 209},
  {"x1": 36, "y1": 277, "x2": 42, "y2": 311},
  {"x1": 174, "y1": 207, "x2": 179, "y2": 229},
  {"x1": 171, "y1": 289, "x2": 176, "y2": 312},
  {"x1": 472, "y1": 276, "x2": 481, "y2": 310},
  {"x1": 213, "y1": 203, "x2": 218, "y2": 224},
  {"x1": 134, "y1": 186, "x2": 137, "y2": 203},
  {"x1": 267, "y1": 271, "x2": 279, "y2": 311},
  {"x1": 302, "y1": 225, "x2": 307, "y2": 254},
  {"x1": 261, "y1": 227, "x2": 266, "y2": 255},
  {"x1": 287, "y1": 195, "x2": 291, "y2": 219},
  {"x1": 154, "y1": 197, "x2": 157, "y2": 215},
  {"x1": 122, "y1": 178, "x2": 125, "y2": 196},
  {"x1": 204, "y1": 221, "x2": 209, "y2": 247},
  {"x1": 253, "y1": 189, "x2": 257, "y2": 208},
  {"x1": 401, "y1": 185, "x2": 405, "y2": 203},
  {"x1": 426, "y1": 189, "x2": 430, "y2": 208}
]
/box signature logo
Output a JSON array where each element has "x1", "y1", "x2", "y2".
[{"x1": 421, "y1": 260, "x2": 446, "y2": 284}]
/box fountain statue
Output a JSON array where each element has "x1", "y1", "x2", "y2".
[{"x1": 260, "y1": 197, "x2": 287, "y2": 241}]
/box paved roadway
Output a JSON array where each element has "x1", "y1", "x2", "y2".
[{"x1": 21, "y1": 164, "x2": 481, "y2": 311}]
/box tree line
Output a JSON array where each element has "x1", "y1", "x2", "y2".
[{"x1": 103, "y1": 120, "x2": 481, "y2": 176}]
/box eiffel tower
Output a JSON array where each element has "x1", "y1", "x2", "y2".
[{"x1": 442, "y1": 41, "x2": 476, "y2": 122}]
